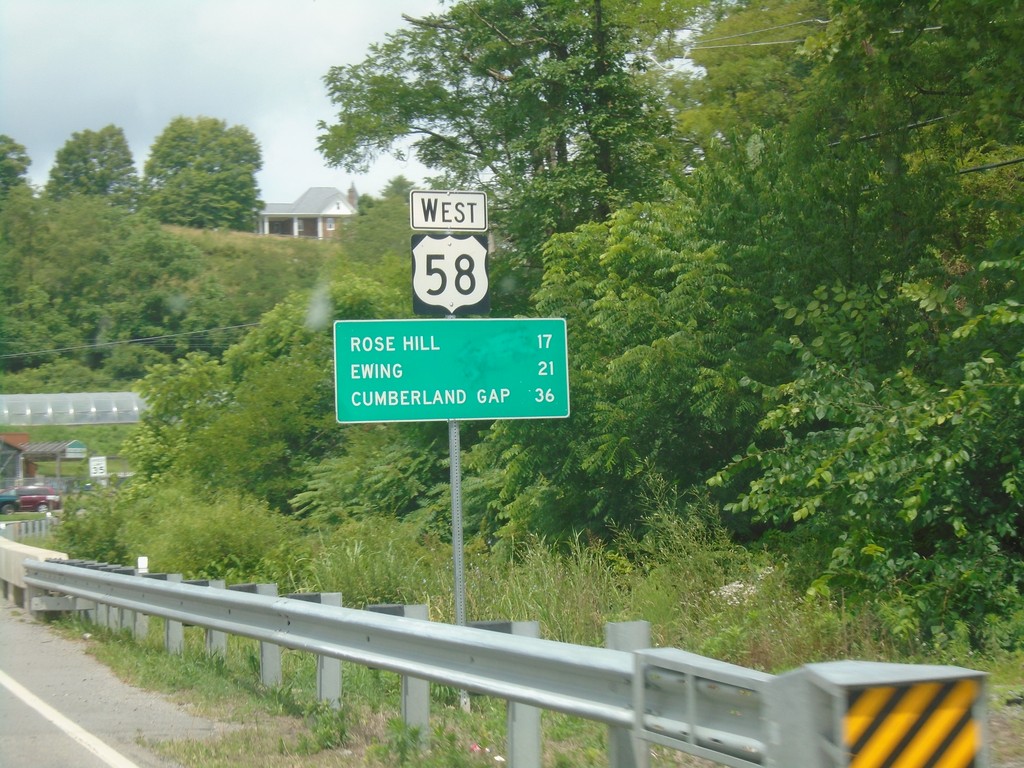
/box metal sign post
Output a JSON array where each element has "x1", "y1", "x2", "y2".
[
  {"x1": 333, "y1": 191, "x2": 572, "y2": 714},
  {"x1": 410, "y1": 189, "x2": 488, "y2": 709}
]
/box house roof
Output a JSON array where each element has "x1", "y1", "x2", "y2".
[
  {"x1": 262, "y1": 187, "x2": 357, "y2": 217},
  {"x1": 20, "y1": 440, "x2": 88, "y2": 461}
]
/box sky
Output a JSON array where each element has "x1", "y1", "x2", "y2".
[{"x1": 0, "y1": 0, "x2": 446, "y2": 203}]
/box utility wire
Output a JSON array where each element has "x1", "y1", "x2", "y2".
[
  {"x1": 957, "y1": 156, "x2": 1024, "y2": 175},
  {"x1": 0, "y1": 323, "x2": 260, "y2": 361},
  {"x1": 694, "y1": 18, "x2": 830, "y2": 45},
  {"x1": 688, "y1": 39, "x2": 809, "y2": 51},
  {"x1": 683, "y1": 19, "x2": 945, "y2": 56}
]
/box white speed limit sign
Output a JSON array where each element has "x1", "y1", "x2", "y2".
[{"x1": 411, "y1": 234, "x2": 490, "y2": 316}]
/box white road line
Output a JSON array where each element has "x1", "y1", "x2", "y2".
[{"x1": 0, "y1": 668, "x2": 140, "y2": 768}]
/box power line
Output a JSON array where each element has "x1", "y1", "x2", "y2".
[
  {"x1": 683, "y1": 18, "x2": 946, "y2": 57},
  {"x1": 694, "y1": 18, "x2": 830, "y2": 46},
  {"x1": 688, "y1": 38, "x2": 809, "y2": 52},
  {"x1": 957, "y1": 156, "x2": 1024, "y2": 175},
  {"x1": 828, "y1": 116, "x2": 951, "y2": 147},
  {"x1": 0, "y1": 323, "x2": 260, "y2": 361}
]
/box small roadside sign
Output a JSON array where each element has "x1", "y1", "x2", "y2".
[
  {"x1": 89, "y1": 456, "x2": 108, "y2": 477},
  {"x1": 409, "y1": 190, "x2": 488, "y2": 232}
]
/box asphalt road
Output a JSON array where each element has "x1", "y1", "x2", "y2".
[{"x1": 0, "y1": 602, "x2": 222, "y2": 768}]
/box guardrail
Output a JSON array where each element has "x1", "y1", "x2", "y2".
[
  {"x1": 0, "y1": 514, "x2": 59, "y2": 542},
  {"x1": 0, "y1": 536, "x2": 67, "y2": 607},
  {"x1": 15, "y1": 557, "x2": 990, "y2": 768}
]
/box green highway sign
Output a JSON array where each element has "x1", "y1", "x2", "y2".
[{"x1": 334, "y1": 318, "x2": 569, "y2": 423}]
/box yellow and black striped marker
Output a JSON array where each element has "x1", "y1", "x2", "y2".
[{"x1": 844, "y1": 678, "x2": 981, "y2": 767}]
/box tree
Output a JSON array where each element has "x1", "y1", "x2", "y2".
[
  {"x1": 0, "y1": 134, "x2": 30, "y2": 204},
  {"x1": 666, "y1": 0, "x2": 828, "y2": 163},
  {"x1": 45, "y1": 125, "x2": 140, "y2": 207},
  {"x1": 462, "y1": 193, "x2": 764, "y2": 539},
  {"x1": 702, "y1": 0, "x2": 1024, "y2": 641},
  {"x1": 142, "y1": 116, "x2": 262, "y2": 231},
  {"x1": 318, "y1": 0, "x2": 688, "y2": 305},
  {"x1": 125, "y1": 272, "x2": 404, "y2": 512},
  {"x1": 818, "y1": 0, "x2": 1024, "y2": 147}
]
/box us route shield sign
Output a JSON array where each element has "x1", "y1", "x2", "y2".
[{"x1": 411, "y1": 233, "x2": 490, "y2": 316}]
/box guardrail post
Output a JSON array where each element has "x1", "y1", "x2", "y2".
[
  {"x1": 400, "y1": 604, "x2": 431, "y2": 740},
  {"x1": 367, "y1": 603, "x2": 431, "y2": 743},
  {"x1": 86, "y1": 564, "x2": 113, "y2": 628},
  {"x1": 141, "y1": 572, "x2": 184, "y2": 652},
  {"x1": 471, "y1": 619, "x2": 543, "y2": 768},
  {"x1": 86, "y1": 563, "x2": 133, "y2": 630},
  {"x1": 286, "y1": 591, "x2": 344, "y2": 709},
  {"x1": 606, "y1": 621, "x2": 651, "y2": 768},
  {"x1": 24, "y1": 578, "x2": 45, "y2": 617},
  {"x1": 230, "y1": 582, "x2": 281, "y2": 686},
  {"x1": 185, "y1": 579, "x2": 229, "y2": 657},
  {"x1": 507, "y1": 621, "x2": 542, "y2": 768},
  {"x1": 109, "y1": 567, "x2": 137, "y2": 633},
  {"x1": 206, "y1": 580, "x2": 228, "y2": 657},
  {"x1": 317, "y1": 592, "x2": 344, "y2": 709}
]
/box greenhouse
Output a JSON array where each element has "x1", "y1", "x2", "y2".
[{"x1": 0, "y1": 392, "x2": 147, "y2": 426}]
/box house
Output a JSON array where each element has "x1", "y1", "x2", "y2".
[{"x1": 259, "y1": 186, "x2": 358, "y2": 239}]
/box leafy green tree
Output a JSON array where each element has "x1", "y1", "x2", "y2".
[
  {"x1": 819, "y1": 0, "x2": 1024, "y2": 146},
  {"x1": 701, "y1": 0, "x2": 1024, "y2": 640},
  {"x1": 0, "y1": 134, "x2": 30, "y2": 204},
  {"x1": 465, "y1": 194, "x2": 762, "y2": 539},
  {"x1": 126, "y1": 277, "x2": 403, "y2": 511},
  {"x1": 334, "y1": 179, "x2": 417, "y2": 291},
  {"x1": 711, "y1": 252, "x2": 1024, "y2": 644},
  {"x1": 96, "y1": 220, "x2": 202, "y2": 347},
  {"x1": 0, "y1": 195, "x2": 207, "y2": 375},
  {"x1": 667, "y1": 0, "x2": 828, "y2": 163},
  {"x1": 318, "y1": 0, "x2": 686, "y2": 302},
  {"x1": 45, "y1": 125, "x2": 140, "y2": 208},
  {"x1": 142, "y1": 116, "x2": 262, "y2": 231}
]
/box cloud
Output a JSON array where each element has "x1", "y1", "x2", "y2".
[{"x1": 0, "y1": 0, "x2": 441, "y2": 201}]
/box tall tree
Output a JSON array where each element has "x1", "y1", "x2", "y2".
[
  {"x1": 666, "y1": 0, "x2": 828, "y2": 162},
  {"x1": 318, "y1": 0, "x2": 689, "y2": 304},
  {"x1": 45, "y1": 125, "x2": 140, "y2": 208},
  {"x1": 142, "y1": 116, "x2": 262, "y2": 231},
  {"x1": 705, "y1": 0, "x2": 1024, "y2": 640},
  {"x1": 0, "y1": 134, "x2": 30, "y2": 204}
]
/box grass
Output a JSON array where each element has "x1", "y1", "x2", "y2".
[
  {"x1": 43, "y1": 509, "x2": 1024, "y2": 767},
  {"x1": 1, "y1": 511, "x2": 48, "y2": 522},
  {"x1": 60, "y1": 618, "x2": 665, "y2": 767},
  {"x1": 57, "y1": 614, "x2": 1024, "y2": 768}
]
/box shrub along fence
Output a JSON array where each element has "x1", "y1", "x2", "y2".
[{"x1": 9, "y1": 552, "x2": 991, "y2": 768}]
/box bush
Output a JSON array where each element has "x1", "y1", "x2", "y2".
[
  {"x1": 55, "y1": 489, "x2": 132, "y2": 564},
  {"x1": 55, "y1": 478, "x2": 297, "y2": 580},
  {"x1": 120, "y1": 480, "x2": 292, "y2": 580},
  {"x1": 302, "y1": 517, "x2": 451, "y2": 607}
]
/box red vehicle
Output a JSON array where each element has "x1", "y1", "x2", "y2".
[{"x1": 0, "y1": 485, "x2": 63, "y2": 513}]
